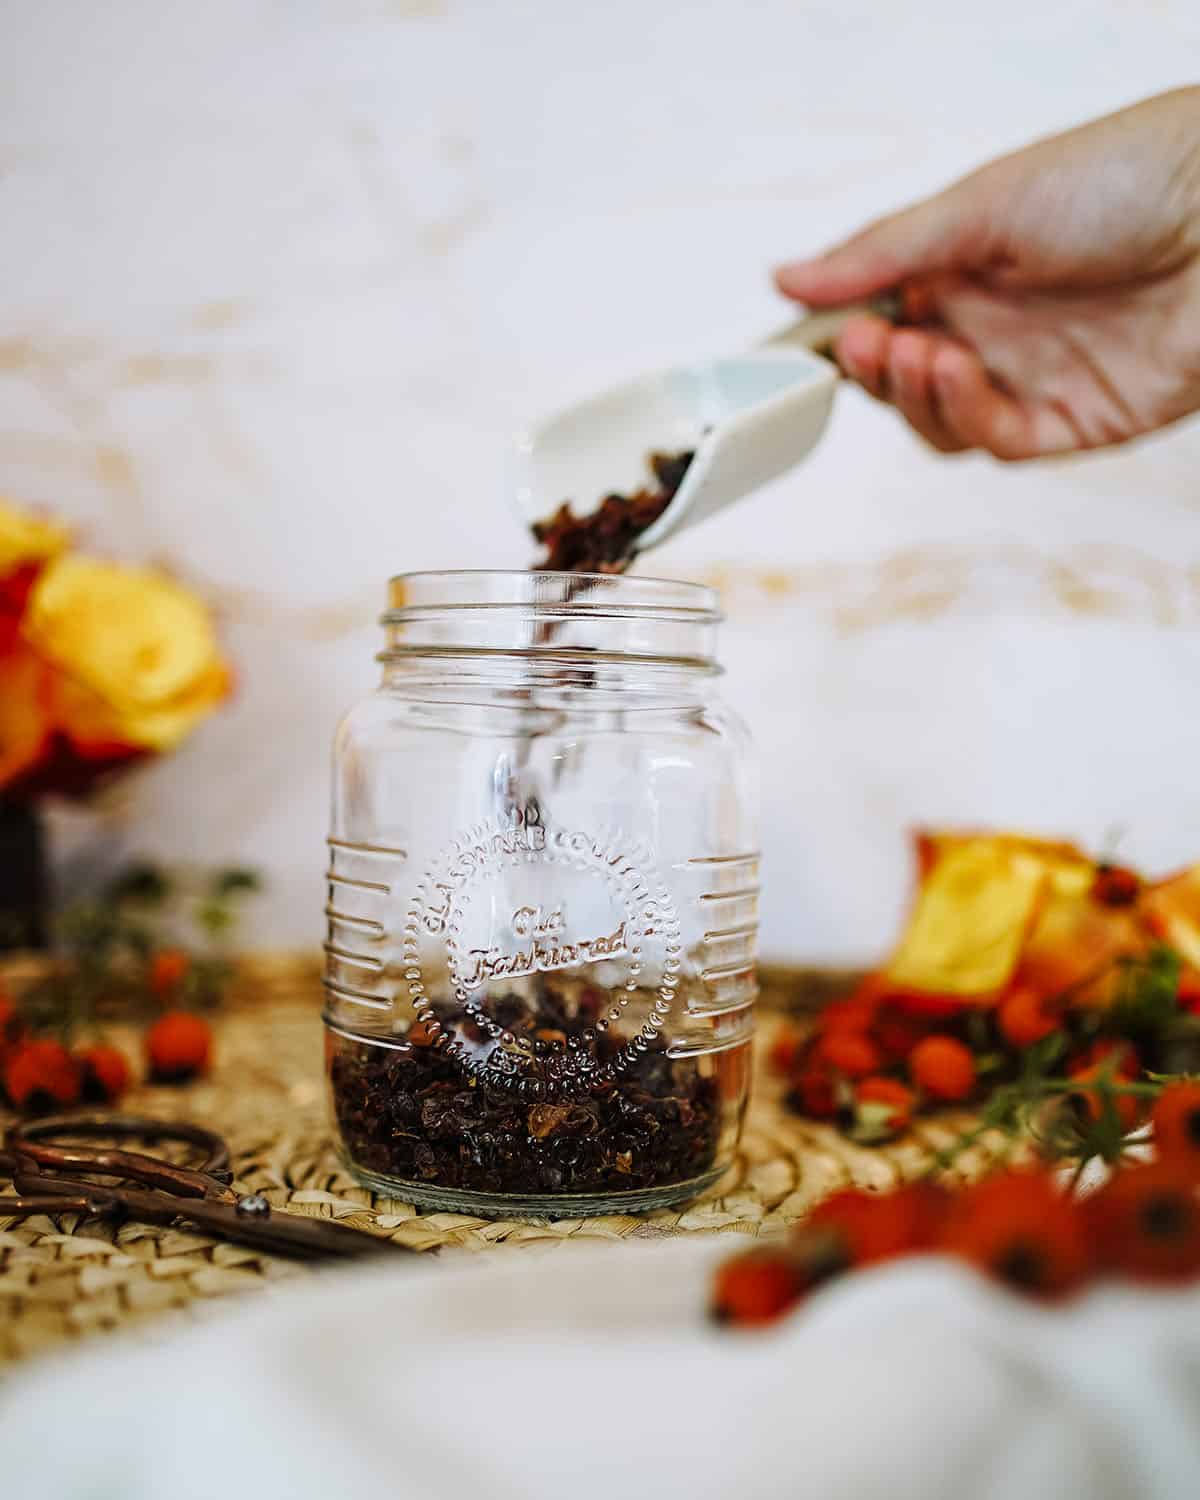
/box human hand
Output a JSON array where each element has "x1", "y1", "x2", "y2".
[{"x1": 775, "y1": 88, "x2": 1200, "y2": 459}]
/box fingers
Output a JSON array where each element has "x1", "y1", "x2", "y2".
[
  {"x1": 833, "y1": 316, "x2": 1080, "y2": 460},
  {"x1": 834, "y1": 319, "x2": 963, "y2": 453},
  {"x1": 774, "y1": 180, "x2": 987, "y2": 306},
  {"x1": 929, "y1": 343, "x2": 1079, "y2": 460},
  {"x1": 887, "y1": 331, "x2": 968, "y2": 454},
  {"x1": 835, "y1": 314, "x2": 891, "y2": 397}
]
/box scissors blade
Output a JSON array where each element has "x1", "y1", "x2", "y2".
[{"x1": 165, "y1": 1195, "x2": 414, "y2": 1260}]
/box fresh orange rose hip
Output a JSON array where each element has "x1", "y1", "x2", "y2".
[
  {"x1": 1151, "y1": 1082, "x2": 1200, "y2": 1161},
  {"x1": 1177, "y1": 970, "x2": 1200, "y2": 1015},
  {"x1": 146, "y1": 1011, "x2": 211, "y2": 1083},
  {"x1": 855, "y1": 1076, "x2": 915, "y2": 1135},
  {"x1": 940, "y1": 1168, "x2": 1091, "y2": 1300},
  {"x1": 819, "y1": 992, "x2": 878, "y2": 1035},
  {"x1": 789, "y1": 1062, "x2": 839, "y2": 1120},
  {"x1": 710, "y1": 1246, "x2": 809, "y2": 1328},
  {"x1": 908, "y1": 1035, "x2": 976, "y2": 1102},
  {"x1": 148, "y1": 948, "x2": 190, "y2": 998},
  {"x1": 873, "y1": 1008, "x2": 926, "y2": 1063},
  {"x1": 3, "y1": 1038, "x2": 82, "y2": 1112},
  {"x1": 1091, "y1": 863, "x2": 1140, "y2": 908},
  {"x1": 78, "y1": 1043, "x2": 132, "y2": 1104},
  {"x1": 1068, "y1": 1043, "x2": 1142, "y2": 1134},
  {"x1": 1087, "y1": 1162, "x2": 1200, "y2": 1283},
  {"x1": 767, "y1": 1026, "x2": 803, "y2": 1076},
  {"x1": 808, "y1": 1181, "x2": 950, "y2": 1267},
  {"x1": 817, "y1": 1030, "x2": 883, "y2": 1080},
  {"x1": 997, "y1": 987, "x2": 1060, "y2": 1049}
]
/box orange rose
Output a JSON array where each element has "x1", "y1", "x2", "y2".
[
  {"x1": 23, "y1": 556, "x2": 229, "y2": 754},
  {"x1": 0, "y1": 643, "x2": 53, "y2": 788},
  {"x1": 0, "y1": 499, "x2": 70, "y2": 650}
]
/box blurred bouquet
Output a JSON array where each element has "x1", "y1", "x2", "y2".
[
  {"x1": 774, "y1": 832, "x2": 1200, "y2": 1153},
  {"x1": 0, "y1": 498, "x2": 229, "y2": 796},
  {"x1": 0, "y1": 497, "x2": 230, "y2": 944}
]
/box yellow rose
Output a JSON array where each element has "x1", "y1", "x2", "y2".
[
  {"x1": 0, "y1": 498, "x2": 70, "y2": 575},
  {"x1": 23, "y1": 556, "x2": 230, "y2": 753}
]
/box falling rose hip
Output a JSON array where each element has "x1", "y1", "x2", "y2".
[{"x1": 532, "y1": 450, "x2": 694, "y2": 573}]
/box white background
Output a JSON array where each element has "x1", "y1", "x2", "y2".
[{"x1": 2, "y1": 1, "x2": 1199, "y2": 962}]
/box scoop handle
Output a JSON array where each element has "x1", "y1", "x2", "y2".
[{"x1": 760, "y1": 291, "x2": 904, "y2": 358}]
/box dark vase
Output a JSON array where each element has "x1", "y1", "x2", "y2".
[{"x1": 0, "y1": 799, "x2": 48, "y2": 950}]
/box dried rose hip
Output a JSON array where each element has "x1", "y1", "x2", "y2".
[
  {"x1": 330, "y1": 983, "x2": 721, "y2": 1199},
  {"x1": 532, "y1": 450, "x2": 695, "y2": 574}
]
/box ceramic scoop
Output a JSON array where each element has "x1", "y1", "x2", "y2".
[{"x1": 511, "y1": 294, "x2": 901, "y2": 553}]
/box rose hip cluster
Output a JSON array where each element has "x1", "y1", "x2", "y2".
[
  {"x1": 0, "y1": 949, "x2": 213, "y2": 1115},
  {"x1": 769, "y1": 852, "x2": 1197, "y2": 1142},
  {"x1": 770, "y1": 983, "x2": 983, "y2": 1140},
  {"x1": 712, "y1": 1081, "x2": 1200, "y2": 1327}
]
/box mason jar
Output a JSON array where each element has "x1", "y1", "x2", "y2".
[{"x1": 323, "y1": 570, "x2": 758, "y2": 1217}]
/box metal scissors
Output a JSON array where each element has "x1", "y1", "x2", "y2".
[{"x1": 0, "y1": 1114, "x2": 411, "y2": 1261}]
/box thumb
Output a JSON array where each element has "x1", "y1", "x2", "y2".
[{"x1": 774, "y1": 178, "x2": 986, "y2": 305}]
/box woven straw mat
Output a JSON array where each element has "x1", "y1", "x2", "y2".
[{"x1": 0, "y1": 956, "x2": 1007, "y2": 1369}]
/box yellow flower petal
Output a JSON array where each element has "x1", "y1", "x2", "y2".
[
  {"x1": 52, "y1": 661, "x2": 231, "y2": 754},
  {"x1": 0, "y1": 498, "x2": 70, "y2": 575},
  {"x1": 886, "y1": 838, "x2": 1048, "y2": 997},
  {"x1": 25, "y1": 556, "x2": 229, "y2": 753}
]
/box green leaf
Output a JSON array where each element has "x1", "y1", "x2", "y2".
[
  {"x1": 195, "y1": 899, "x2": 234, "y2": 937},
  {"x1": 1022, "y1": 1031, "x2": 1066, "y2": 1082},
  {"x1": 211, "y1": 868, "x2": 261, "y2": 898},
  {"x1": 1110, "y1": 945, "x2": 1181, "y2": 1035},
  {"x1": 106, "y1": 863, "x2": 171, "y2": 907}
]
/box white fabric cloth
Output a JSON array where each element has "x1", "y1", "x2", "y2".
[{"x1": 4, "y1": 1240, "x2": 1200, "y2": 1499}]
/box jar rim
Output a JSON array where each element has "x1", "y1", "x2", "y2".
[{"x1": 385, "y1": 569, "x2": 721, "y2": 623}]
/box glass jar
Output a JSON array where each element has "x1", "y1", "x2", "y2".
[{"x1": 323, "y1": 571, "x2": 758, "y2": 1217}]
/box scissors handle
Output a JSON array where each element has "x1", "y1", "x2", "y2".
[
  {"x1": 0, "y1": 1192, "x2": 117, "y2": 1220},
  {"x1": 8, "y1": 1114, "x2": 231, "y2": 1177},
  {"x1": 1, "y1": 1114, "x2": 412, "y2": 1262},
  {"x1": 13, "y1": 1141, "x2": 231, "y2": 1200}
]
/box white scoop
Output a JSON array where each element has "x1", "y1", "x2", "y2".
[{"x1": 512, "y1": 295, "x2": 899, "y2": 554}]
